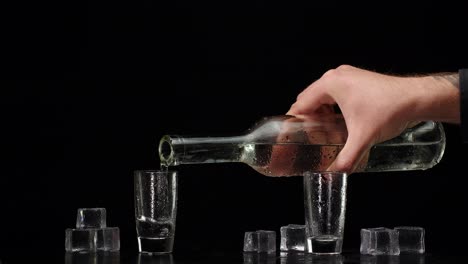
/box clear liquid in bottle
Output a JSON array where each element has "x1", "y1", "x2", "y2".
[{"x1": 159, "y1": 115, "x2": 445, "y2": 176}]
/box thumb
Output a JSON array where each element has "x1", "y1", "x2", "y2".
[{"x1": 327, "y1": 132, "x2": 372, "y2": 174}]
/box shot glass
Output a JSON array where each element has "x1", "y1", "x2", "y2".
[
  {"x1": 303, "y1": 172, "x2": 347, "y2": 255},
  {"x1": 134, "y1": 170, "x2": 178, "y2": 254}
]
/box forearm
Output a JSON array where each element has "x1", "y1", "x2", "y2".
[{"x1": 409, "y1": 73, "x2": 460, "y2": 124}]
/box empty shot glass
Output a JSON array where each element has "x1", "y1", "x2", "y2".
[
  {"x1": 134, "y1": 170, "x2": 178, "y2": 254},
  {"x1": 303, "y1": 172, "x2": 347, "y2": 255}
]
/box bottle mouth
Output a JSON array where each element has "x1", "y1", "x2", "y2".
[{"x1": 159, "y1": 135, "x2": 174, "y2": 166}]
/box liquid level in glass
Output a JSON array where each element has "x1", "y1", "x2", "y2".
[
  {"x1": 241, "y1": 142, "x2": 442, "y2": 176},
  {"x1": 307, "y1": 235, "x2": 342, "y2": 254},
  {"x1": 138, "y1": 237, "x2": 174, "y2": 254},
  {"x1": 136, "y1": 217, "x2": 174, "y2": 238}
]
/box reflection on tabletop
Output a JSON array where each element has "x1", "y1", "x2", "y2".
[
  {"x1": 138, "y1": 253, "x2": 174, "y2": 264},
  {"x1": 243, "y1": 252, "x2": 426, "y2": 264},
  {"x1": 64, "y1": 252, "x2": 175, "y2": 264},
  {"x1": 64, "y1": 252, "x2": 120, "y2": 264},
  {"x1": 358, "y1": 254, "x2": 425, "y2": 264},
  {"x1": 63, "y1": 251, "x2": 425, "y2": 264},
  {"x1": 278, "y1": 252, "x2": 343, "y2": 264}
]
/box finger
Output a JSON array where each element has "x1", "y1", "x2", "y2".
[
  {"x1": 407, "y1": 120, "x2": 421, "y2": 128},
  {"x1": 315, "y1": 105, "x2": 335, "y2": 115},
  {"x1": 355, "y1": 149, "x2": 370, "y2": 173},
  {"x1": 268, "y1": 144, "x2": 297, "y2": 177},
  {"x1": 268, "y1": 116, "x2": 303, "y2": 176},
  {"x1": 296, "y1": 82, "x2": 315, "y2": 100},
  {"x1": 327, "y1": 131, "x2": 372, "y2": 174},
  {"x1": 287, "y1": 83, "x2": 335, "y2": 116}
]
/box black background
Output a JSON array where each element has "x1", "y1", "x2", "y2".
[{"x1": 2, "y1": 0, "x2": 468, "y2": 262}]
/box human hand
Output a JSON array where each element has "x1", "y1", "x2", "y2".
[{"x1": 287, "y1": 65, "x2": 459, "y2": 173}]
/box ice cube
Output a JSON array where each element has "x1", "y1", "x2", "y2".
[
  {"x1": 97, "y1": 227, "x2": 120, "y2": 252},
  {"x1": 280, "y1": 224, "x2": 306, "y2": 252},
  {"x1": 360, "y1": 228, "x2": 400, "y2": 256},
  {"x1": 257, "y1": 230, "x2": 276, "y2": 254},
  {"x1": 394, "y1": 226, "x2": 425, "y2": 254},
  {"x1": 65, "y1": 228, "x2": 97, "y2": 252},
  {"x1": 65, "y1": 227, "x2": 120, "y2": 252},
  {"x1": 66, "y1": 207, "x2": 120, "y2": 252},
  {"x1": 243, "y1": 230, "x2": 276, "y2": 254},
  {"x1": 244, "y1": 231, "x2": 259, "y2": 252},
  {"x1": 76, "y1": 208, "x2": 107, "y2": 229}
]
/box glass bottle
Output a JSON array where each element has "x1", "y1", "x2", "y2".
[{"x1": 158, "y1": 114, "x2": 445, "y2": 176}]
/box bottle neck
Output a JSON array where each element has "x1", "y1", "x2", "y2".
[{"x1": 159, "y1": 135, "x2": 247, "y2": 167}]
